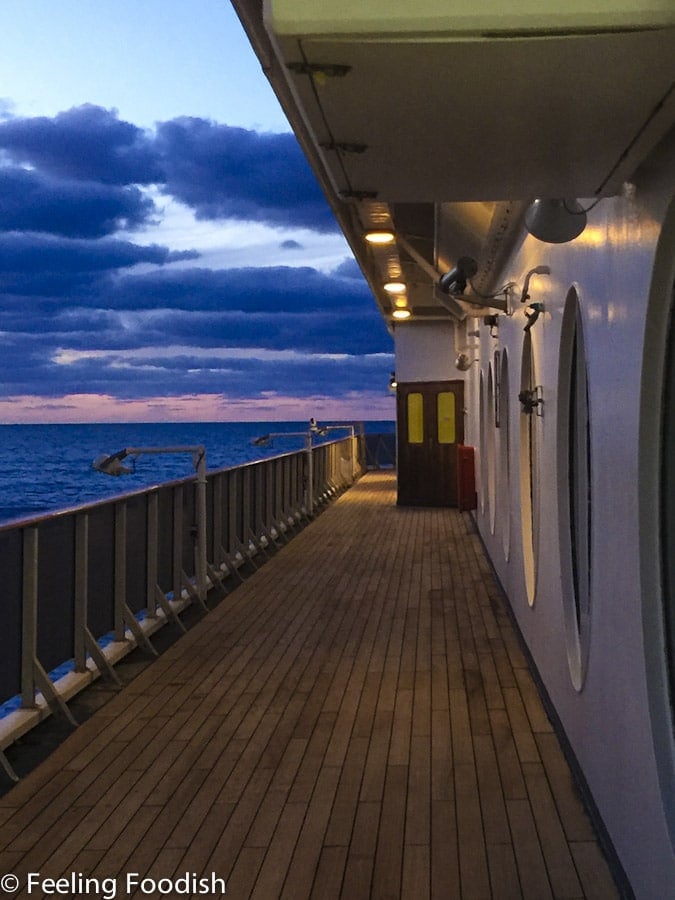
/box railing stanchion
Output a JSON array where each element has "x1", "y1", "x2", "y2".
[
  {"x1": 305, "y1": 433, "x2": 314, "y2": 515},
  {"x1": 115, "y1": 500, "x2": 156, "y2": 656},
  {"x1": 21, "y1": 527, "x2": 39, "y2": 709},
  {"x1": 196, "y1": 450, "x2": 208, "y2": 604},
  {"x1": 21, "y1": 526, "x2": 77, "y2": 725},
  {"x1": 147, "y1": 493, "x2": 159, "y2": 618},
  {"x1": 114, "y1": 502, "x2": 127, "y2": 643},
  {"x1": 74, "y1": 513, "x2": 88, "y2": 672},
  {"x1": 75, "y1": 513, "x2": 121, "y2": 684},
  {"x1": 173, "y1": 485, "x2": 183, "y2": 604}
]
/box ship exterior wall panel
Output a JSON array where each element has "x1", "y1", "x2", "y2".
[{"x1": 468, "y1": 167, "x2": 675, "y2": 895}]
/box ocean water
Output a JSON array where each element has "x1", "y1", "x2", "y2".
[{"x1": 0, "y1": 421, "x2": 394, "y2": 525}]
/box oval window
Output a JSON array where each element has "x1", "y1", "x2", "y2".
[
  {"x1": 500, "y1": 350, "x2": 511, "y2": 560},
  {"x1": 487, "y1": 364, "x2": 497, "y2": 534},
  {"x1": 558, "y1": 287, "x2": 592, "y2": 690},
  {"x1": 519, "y1": 332, "x2": 538, "y2": 606}
]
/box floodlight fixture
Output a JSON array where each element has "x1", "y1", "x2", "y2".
[
  {"x1": 524, "y1": 199, "x2": 587, "y2": 243},
  {"x1": 438, "y1": 256, "x2": 479, "y2": 295}
]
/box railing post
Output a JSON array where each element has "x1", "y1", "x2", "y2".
[
  {"x1": 21, "y1": 525, "x2": 78, "y2": 724},
  {"x1": 242, "y1": 466, "x2": 252, "y2": 539},
  {"x1": 195, "y1": 452, "x2": 208, "y2": 603},
  {"x1": 21, "y1": 527, "x2": 39, "y2": 708},
  {"x1": 74, "y1": 513, "x2": 88, "y2": 673},
  {"x1": 213, "y1": 473, "x2": 223, "y2": 563},
  {"x1": 305, "y1": 434, "x2": 314, "y2": 514},
  {"x1": 147, "y1": 492, "x2": 159, "y2": 617},
  {"x1": 114, "y1": 502, "x2": 127, "y2": 642},
  {"x1": 229, "y1": 470, "x2": 239, "y2": 556},
  {"x1": 173, "y1": 485, "x2": 183, "y2": 602}
]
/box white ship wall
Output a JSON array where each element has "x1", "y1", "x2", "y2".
[{"x1": 461, "y1": 154, "x2": 675, "y2": 896}]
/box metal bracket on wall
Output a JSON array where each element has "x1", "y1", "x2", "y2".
[
  {"x1": 206, "y1": 562, "x2": 228, "y2": 599},
  {"x1": 0, "y1": 750, "x2": 18, "y2": 783},
  {"x1": 217, "y1": 548, "x2": 246, "y2": 584},
  {"x1": 181, "y1": 571, "x2": 209, "y2": 612},
  {"x1": 33, "y1": 659, "x2": 78, "y2": 727},
  {"x1": 121, "y1": 602, "x2": 158, "y2": 657},
  {"x1": 155, "y1": 585, "x2": 187, "y2": 633}
]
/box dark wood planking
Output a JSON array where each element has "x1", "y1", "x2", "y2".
[{"x1": 0, "y1": 473, "x2": 619, "y2": 899}]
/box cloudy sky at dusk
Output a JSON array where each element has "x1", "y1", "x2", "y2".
[{"x1": 0, "y1": 0, "x2": 394, "y2": 423}]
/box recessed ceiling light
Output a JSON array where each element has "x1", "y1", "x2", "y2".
[
  {"x1": 384, "y1": 281, "x2": 406, "y2": 294},
  {"x1": 365, "y1": 231, "x2": 395, "y2": 245},
  {"x1": 392, "y1": 308, "x2": 412, "y2": 320}
]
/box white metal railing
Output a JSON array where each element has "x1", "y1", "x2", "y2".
[{"x1": 0, "y1": 435, "x2": 362, "y2": 782}]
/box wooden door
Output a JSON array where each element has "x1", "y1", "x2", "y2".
[{"x1": 396, "y1": 380, "x2": 465, "y2": 507}]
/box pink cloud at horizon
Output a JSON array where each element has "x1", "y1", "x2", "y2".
[{"x1": 0, "y1": 392, "x2": 396, "y2": 424}]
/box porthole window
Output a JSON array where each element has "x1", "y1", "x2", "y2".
[
  {"x1": 640, "y1": 198, "x2": 675, "y2": 848},
  {"x1": 479, "y1": 370, "x2": 487, "y2": 515},
  {"x1": 558, "y1": 287, "x2": 592, "y2": 690},
  {"x1": 487, "y1": 364, "x2": 497, "y2": 534},
  {"x1": 499, "y1": 350, "x2": 511, "y2": 560},
  {"x1": 660, "y1": 280, "x2": 675, "y2": 746},
  {"x1": 519, "y1": 332, "x2": 538, "y2": 605}
]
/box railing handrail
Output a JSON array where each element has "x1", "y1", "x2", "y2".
[
  {"x1": 0, "y1": 435, "x2": 355, "y2": 533},
  {"x1": 0, "y1": 433, "x2": 364, "y2": 781}
]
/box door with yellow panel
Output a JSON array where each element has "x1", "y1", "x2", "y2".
[{"x1": 396, "y1": 380, "x2": 465, "y2": 506}]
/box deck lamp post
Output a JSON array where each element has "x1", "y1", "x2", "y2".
[{"x1": 92, "y1": 445, "x2": 208, "y2": 603}]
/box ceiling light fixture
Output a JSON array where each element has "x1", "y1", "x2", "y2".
[
  {"x1": 365, "y1": 231, "x2": 395, "y2": 245},
  {"x1": 383, "y1": 281, "x2": 406, "y2": 294},
  {"x1": 392, "y1": 308, "x2": 412, "y2": 320}
]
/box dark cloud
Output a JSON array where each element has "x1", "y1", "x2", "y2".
[
  {"x1": 99, "y1": 265, "x2": 370, "y2": 314},
  {"x1": 332, "y1": 258, "x2": 364, "y2": 280},
  {"x1": 0, "y1": 232, "x2": 195, "y2": 274},
  {"x1": 155, "y1": 117, "x2": 337, "y2": 232},
  {"x1": 0, "y1": 104, "x2": 389, "y2": 409},
  {"x1": 0, "y1": 105, "x2": 337, "y2": 234},
  {"x1": 0, "y1": 166, "x2": 156, "y2": 237},
  {"x1": 118, "y1": 308, "x2": 390, "y2": 355},
  {"x1": 0, "y1": 349, "x2": 393, "y2": 400},
  {"x1": 0, "y1": 104, "x2": 162, "y2": 185}
]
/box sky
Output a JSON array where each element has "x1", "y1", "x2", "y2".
[{"x1": 0, "y1": 0, "x2": 395, "y2": 423}]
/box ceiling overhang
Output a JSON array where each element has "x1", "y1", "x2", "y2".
[{"x1": 232, "y1": 1, "x2": 675, "y2": 325}]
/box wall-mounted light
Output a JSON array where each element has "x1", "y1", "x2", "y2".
[
  {"x1": 392, "y1": 308, "x2": 412, "y2": 320},
  {"x1": 365, "y1": 230, "x2": 395, "y2": 245},
  {"x1": 455, "y1": 353, "x2": 478, "y2": 371},
  {"x1": 389, "y1": 372, "x2": 397, "y2": 391},
  {"x1": 520, "y1": 266, "x2": 551, "y2": 303},
  {"x1": 524, "y1": 199, "x2": 587, "y2": 244}
]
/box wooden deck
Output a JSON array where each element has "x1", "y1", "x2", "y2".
[{"x1": 0, "y1": 472, "x2": 619, "y2": 899}]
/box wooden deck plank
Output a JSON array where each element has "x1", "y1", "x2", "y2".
[{"x1": 0, "y1": 473, "x2": 619, "y2": 899}]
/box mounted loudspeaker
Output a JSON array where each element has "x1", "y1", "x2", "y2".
[{"x1": 524, "y1": 199, "x2": 587, "y2": 244}]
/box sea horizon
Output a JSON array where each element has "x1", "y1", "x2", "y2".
[{"x1": 0, "y1": 419, "x2": 394, "y2": 525}]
